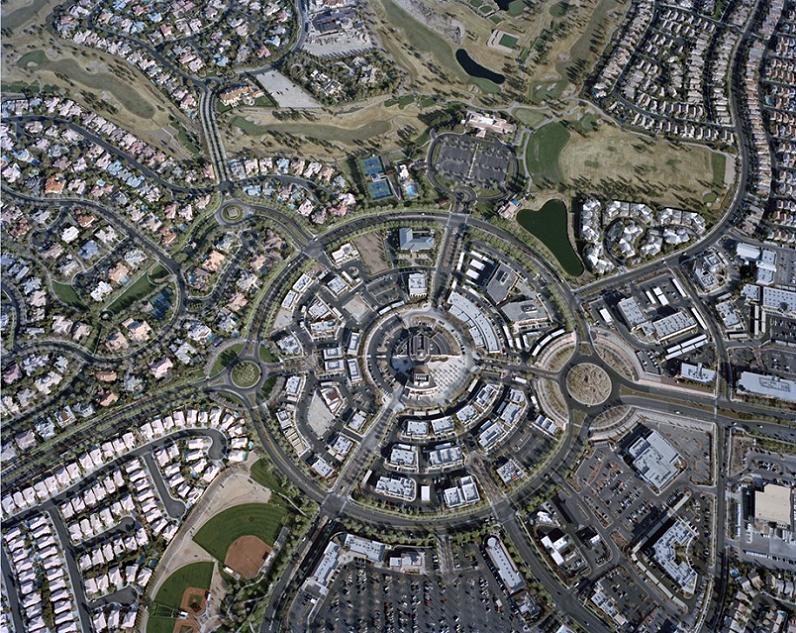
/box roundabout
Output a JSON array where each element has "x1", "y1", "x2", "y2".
[
  {"x1": 565, "y1": 362, "x2": 612, "y2": 406},
  {"x1": 230, "y1": 360, "x2": 262, "y2": 389}
]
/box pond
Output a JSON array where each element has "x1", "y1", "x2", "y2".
[
  {"x1": 517, "y1": 199, "x2": 584, "y2": 276},
  {"x1": 455, "y1": 49, "x2": 505, "y2": 85}
]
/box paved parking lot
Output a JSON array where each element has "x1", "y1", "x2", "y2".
[
  {"x1": 432, "y1": 135, "x2": 515, "y2": 189},
  {"x1": 311, "y1": 559, "x2": 526, "y2": 632}
]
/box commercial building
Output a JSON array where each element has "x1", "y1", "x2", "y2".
[
  {"x1": 651, "y1": 311, "x2": 698, "y2": 342},
  {"x1": 617, "y1": 296, "x2": 647, "y2": 328},
  {"x1": 627, "y1": 430, "x2": 682, "y2": 491},
  {"x1": 343, "y1": 534, "x2": 386, "y2": 563},
  {"x1": 484, "y1": 536, "x2": 525, "y2": 594},
  {"x1": 464, "y1": 111, "x2": 516, "y2": 137},
  {"x1": 679, "y1": 363, "x2": 716, "y2": 384},
  {"x1": 762, "y1": 286, "x2": 796, "y2": 317},
  {"x1": 443, "y1": 475, "x2": 480, "y2": 508},
  {"x1": 652, "y1": 521, "x2": 698, "y2": 595},
  {"x1": 398, "y1": 228, "x2": 434, "y2": 252},
  {"x1": 407, "y1": 272, "x2": 427, "y2": 298},
  {"x1": 754, "y1": 484, "x2": 793, "y2": 528},
  {"x1": 375, "y1": 475, "x2": 417, "y2": 501},
  {"x1": 737, "y1": 371, "x2": 796, "y2": 403}
]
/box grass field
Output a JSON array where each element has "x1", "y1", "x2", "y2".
[
  {"x1": 513, "y1": 108, "x2": 548, "y2": 127},
  {"x1": 525, "y1": 121, "x2": 570, "y2": 184},
  {"x1": 507, "y1": 0, "x2": 527, "y2": 16},
  {"x1": 711, "y1": 153, "x2": 727, "y2": 188},
  {"x1": 230, "y1": 361, "x2": 261, "y2": 388},
  {"x1": 261, "y1": 375, "x2": 278, "y2": 401},
  {"x1": 557, "y1": 120, "x2": 730, "y2": 209},
  {"x1": 147, "y1": 562, "x2": 214, "y2": 633},
  {"x1": 52, "y1": 280, "x2": 86, "y2": 309},
  {"x1": 3, "y1": 0, "x2": 52, "y2": 30},
  {"x1": 223, "y1": 99, "x2": 424, "y2": 160},
  {"x1": 499, "y1": 33, "x2": 519, "y2": 48},
  {"x1": 377, "y1": 0, "x2": 467, "y2": 85},
  {"x1": 17, "y1": 50, "x2": 156, "y2": 119},
  {"x1": 250, "y1": 457, "x2": 288, "y2": 495},
  {"x1": 517, "y1": 199, "x2": 583, "y2": 276},
  {"x1": 194, "y1": 503, "x2": 288, "y2": 562},
  {"x1": 3, "y1": 10, "x2": 196, "y2": 160},
  {"x1": 528, "y1": 79, "x2": 569, "y2": 104},
  {"x1": 105, "y1": 272, "x2": 159, "y2": 314},
  {"x1": 574, "y1": 113, "x2": 600, "y2": 134},
  {"x1": 472, "y1": 77, "x2": 502, "y2": 93},
  {"x1": 259, "y1": 345, "x2": 277, "y2": 362}
]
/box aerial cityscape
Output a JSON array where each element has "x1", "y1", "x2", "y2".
[{"x1": 0, "y1": 0, "x2": 794, "y2": 631}]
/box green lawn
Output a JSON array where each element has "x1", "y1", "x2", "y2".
[
  {"x1": 211, "y1": 342, "x2": 244, "y2": 375},
  {"x1": 528, "y1": 79, "x2": 569, "y2": 104},
  {"x1": 147, "y1": 562, "x2": 214, "y2": 633},
  {"x1": 517, "y1": 199, "x2": 584, "y2": 276},
  {"x1": 260, "y1": 375, "x2": 278, "y2": 401},
  {"x1": 574, "y1": 113, "x2": 600, "y2": 134},
  {"x1": 513, "y1": 108, "x2": 547, "y2": 127},
  {"x1": 149, "y1": 263, "x2": 170, "y2": 282},
  {"x1": 507, "y1": 0, "x2": 527, "y2": 15},
  {"x1": 52, "y1": 281, "x2": 86, "y2": 309},
  {"x1": 250, "y1": 458, "x2": 288, "y2": 495},
  {"x1": 105, "y1": 272, "x2": 159, "y2": 314},
  {"x1": 259, "y1": 344, "x2": 277, "y2": 362},
  {"x1": 564, "y1": 0, "x2": 619, "y2": 73},
  {"x1": 524, "y1": 121, "x2": 570, "y2": 184},
  {"x1": 385, "y1": 95, "x2": 415, "y2": 108},
  {"x1": 499, "y1": 33, "x2": 519, "y2": 49},
  {"x1": 230, "y1": 115, "x2": 269, "y2": 136},
  {"x1": 194, "y1": 503, "x2": 288, "y2": 561},
  {"x1": 472, "y1": 77, "x2": 502, "y2": 94},
  {"x1": 230, "y1": 360, "x2": 261, "y2": 388},
  {"x1": 711, "y1": 152, "x2": 727, "y2": 188}
]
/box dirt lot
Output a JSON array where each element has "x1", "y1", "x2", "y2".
[
  {"x1": 224, "y1": 535, "x2": 272, "y2": 579},
  {"x1": 353, "y1": 233, "x2": 390, "y2": 275}
]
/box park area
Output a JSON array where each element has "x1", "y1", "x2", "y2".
[
  {"x1": 147, "y1": 562, "x2": 214, "y2": 633},
  {"x1": 193, "y1": 502, "x2": 288, "y2": 578},
  {"x1": 524, "y1": 114, "x2": 732, "y2": 211}
]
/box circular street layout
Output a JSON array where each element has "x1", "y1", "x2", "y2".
[
  {"x1": 260, "y1": 217, "x2": 579, "y2": 520},
  {"x1": 566, "y1": 363, "x2": 613, "y2": 407}
]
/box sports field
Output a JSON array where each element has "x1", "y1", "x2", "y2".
[
  {"x1": 147, "y1": 562, "x2": 214, "y2": 633},
  {"x1": 193, "y1": 502, "x2": 288, "y2": 562}
]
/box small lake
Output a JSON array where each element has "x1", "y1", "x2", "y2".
[
  {"x1": 455, "y1": 49, "x2": 505, "y2": 85},
  {"x1": 517, "y1": 199, "x2": 584, "y2": 276}
]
